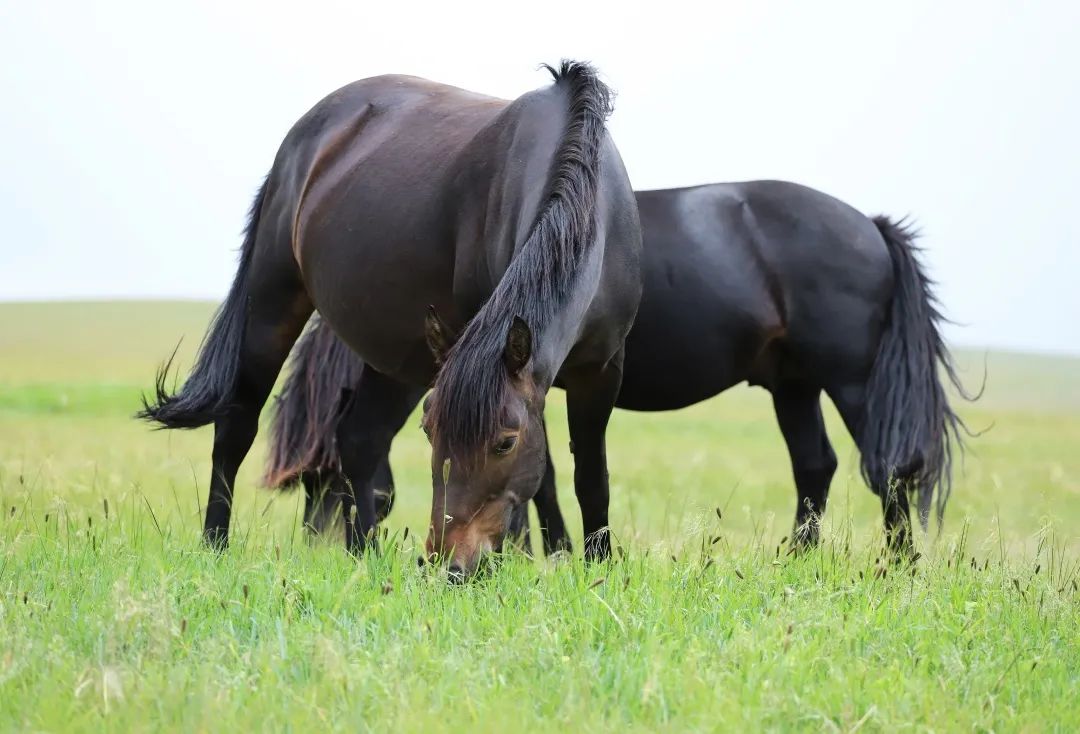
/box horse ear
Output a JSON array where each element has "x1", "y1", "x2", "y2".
[
  {"x1": 425, "y1": 306, "x2": 454, "y2": 365},
  {"x1": 503, "y1": 316, "x2": 532, "y2": 377}
]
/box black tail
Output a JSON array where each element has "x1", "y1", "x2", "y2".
[
  {"x1": 263, "y1": 317, "x2": 365, "y2": 489},
  {"x1": 137, "y1": 177, "x2": 270, "y2": 428},
  {"x1": 862, "y1": 216, "x2": 972, "y2": 527}
]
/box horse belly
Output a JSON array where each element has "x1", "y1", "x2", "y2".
[
  {"x1": 299, "y1": 225, "x2": 454, "y2": 386},
  {"x1": 617, "y1": 311, "x2": 752, "y2": 411}
]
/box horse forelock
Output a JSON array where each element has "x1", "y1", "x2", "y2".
[{"x1": 430, "y1": 60, "x2": 613, "y2": 461}]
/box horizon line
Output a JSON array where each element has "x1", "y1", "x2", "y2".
[{"x1": 1, "y1": 297, "x2": 1077, "y2": 359}]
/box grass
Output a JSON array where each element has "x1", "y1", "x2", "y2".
[{"x1": 1, "y1": 301, "x2": 1079, "y2": 731}]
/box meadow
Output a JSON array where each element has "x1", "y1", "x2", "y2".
[{"x1": 1, "y1": 301, "x2": 1078, "y2": 731}]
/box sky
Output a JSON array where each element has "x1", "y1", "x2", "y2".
[{"x1": 1, "y1": 1, "x2": 1077, "y2": 355}]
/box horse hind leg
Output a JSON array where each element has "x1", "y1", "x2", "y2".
[
  {"x1": 205, "y1": 269, "x2": 312, "y2": 547},
  {"x1": 772, "y1": 385, "x2": 837, "y2": 549},
  {"x1": 137, "y1": 174, "x2": 314, "y2": 549},
  {"x1": 827, "y1": 382, "x2": 914, "y2": 556}
]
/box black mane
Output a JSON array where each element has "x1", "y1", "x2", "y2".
[{"x1": 430, "y1": 60, "x2": 613, "y2": 461}]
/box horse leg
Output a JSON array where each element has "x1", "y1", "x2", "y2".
[
  {"x1": 506, "y1": 504, "x2": 533, "y2": 556},
  {"x1": 372, "y1": 455, "x2": 396, "y2": 523},
  {"x1": 879, "y1": 478, "x2": 913, "y2": 555},
  {"x1": 204, "y1": 280, "x2": 312, "y2": 549},
  {"x1": 564, "y1": 352, "x2": 624, "y2": 562},
  {"x1": 827, "y1": 382, "x2": 914, "y2": 556},
  {"x1": 334, "y1": 370, "x2": 423, "y2": 554},
  {"x1": 302, "y1": 471, "x2": 340, "y2": 537},
  {"x1": 336, "y1": 388, "x2": 397, "y2": 524},
  {"x1": 508, "y1": 417, "x2": 573, "y2": 558},
  {"x1": 772, "y1": 386, "x2": 837, "y2": 549},
  {"x1": 531, "y1": 420, "x2": 572, "y2": 555},
  {"x1": 301, "y1": 471, "x2": 320, "y2": 533}
]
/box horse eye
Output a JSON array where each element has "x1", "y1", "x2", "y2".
[{"x1": 493, "y1": 435, "x2": 518, "y2": 456}]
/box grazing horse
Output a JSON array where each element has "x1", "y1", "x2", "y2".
[
  {"x1": 139, "y1": 62, "x2": 642, "y2": 576},
  {"x1": 266, "y1": 181, "x2": 968, "y2": 554}
]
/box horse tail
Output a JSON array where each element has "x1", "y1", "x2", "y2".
[
  {"x1": 861, "y1": 215, "x2": 971, "y2": 527},
  {"x1": 263, "y1": 317, "x2": 365, "y2": 489},
  {"x1": 137, "y1": 176, "x2": 269, "y2": 428}
]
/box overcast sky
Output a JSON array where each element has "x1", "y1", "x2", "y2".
[{"x1": 1, "y1": 1, "x2": 1077, "y2": 354}]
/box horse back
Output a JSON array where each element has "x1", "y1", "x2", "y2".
[
  {"x1": 620, "y1": 182, "x2": 893, "y2": 408},
  {"x1": 280, "y1": 75, "x2": 507, "y2": 263}
]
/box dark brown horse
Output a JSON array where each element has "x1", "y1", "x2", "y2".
[
  {"x1": 139, "y1": 62, "x2": 642, "y2": 576},
  {"x1": 266, "y1": 181, "x2": 969, "y2": 554}
]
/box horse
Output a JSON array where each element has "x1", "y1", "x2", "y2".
[
  {"x1": 139, "y1": 61, "x2": 643, "y2": 577},
  {"x1": 265, "y1": 181, "x2": 969, "y2": 554}
]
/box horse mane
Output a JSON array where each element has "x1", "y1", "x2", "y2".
[
  {"x1": 430, "y1": 60, "x2": 613, "y2": 462},
  {"x1": 263, "y1": 316, "x2": 364, "y2": 488}
]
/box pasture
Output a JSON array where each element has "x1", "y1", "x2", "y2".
[{"x1": 2, "y1": 301, "x2": 1079, "y2": 731}]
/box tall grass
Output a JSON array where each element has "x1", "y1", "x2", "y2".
[{"x1": 1, "y1": 302, "x2": 1079, "y2": 731}]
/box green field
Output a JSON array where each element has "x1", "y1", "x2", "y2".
[{"x1": 1, "y1": 301, "x2": 1079, "y2": 731}]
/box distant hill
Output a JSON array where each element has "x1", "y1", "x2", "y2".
[{"x1": 2, "y1": 300, "x2": 1077, "y2": 412}]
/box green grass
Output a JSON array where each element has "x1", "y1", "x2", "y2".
[{"x1": 1, "y1": 301, "x2": 1079, "y2": 731}]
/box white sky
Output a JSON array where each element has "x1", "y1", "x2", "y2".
[{"x1": 1, "y1": 1, "x2": 1077, "y2": 354}]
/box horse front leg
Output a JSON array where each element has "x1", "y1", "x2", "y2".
[
  {"x1": 531, "y1": 420, "x2": 572, "y2": 555},
  {"x1": 335, "y1": 370, "x2": 424, "y2": 555},
  {"x1": 564, "y1": 352, "x2": 624, "y2": 563}
]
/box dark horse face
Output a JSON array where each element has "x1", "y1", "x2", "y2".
[{"x1": 421, "y1": 310, "x2": 548, "y2": 577}]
